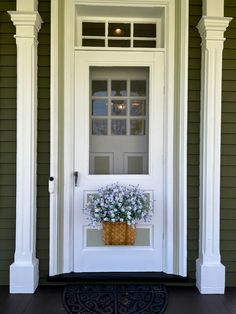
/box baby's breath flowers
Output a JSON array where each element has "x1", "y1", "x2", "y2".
[{"x1": 84, "y1": 182, "x2": 153, "y2": 228}]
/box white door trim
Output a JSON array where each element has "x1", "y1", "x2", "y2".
[{"x1": 49, "y1": 0, "x2": 189, "y2": 277}]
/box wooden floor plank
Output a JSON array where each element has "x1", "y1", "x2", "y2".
[{"x1": 0, "y1": 285, "x2": 235, "y2": 314}]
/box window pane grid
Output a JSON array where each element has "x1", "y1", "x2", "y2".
[
  {"x1": 91, "y1": 78, "x2": 147, "y2": 136},
  {"x1": 82, "y1": 20, "x2": 158, "y2": 48}
]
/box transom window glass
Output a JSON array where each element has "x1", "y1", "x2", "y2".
[
  {"x1": 89, "y1": 67, "x2": 149, "y2": 175},
  {"x1": 81, "y1": 21, "x2": 158, "y2": 48}
]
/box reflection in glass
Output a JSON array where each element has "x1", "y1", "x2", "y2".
[
  {"x1": 92, "y1": 100, "x2": 108, "y2": 116},
  {"x1": 131, "y1": 80, "x2": 146, "y2": 96},
  {"x1": 89, "y1": 66, "x2": 149, "y2": 174},
  {"x1": 92, "y1": 80, "x2": 107, "y2": 96},
  {"x1": 111, "y1": 100, "x2": 127, "y2": 116},
  {"x1": 111, "y1": 80, "x2": 127, "y2": 96},
  {"x1": 130, "y1": 100, "x2": 146, "y2": 116},
  {"x1": 92, "y1": 119, "x2": 108, "y2": 135},
  {"x1": 130, "y1": 119, "x2": 145, "y2": 135},
  {"x1": 108, "y1": 23, "x2": 130, "y2": 37},
  {"x1": 111, "y1": 119, "x2": 126, "y2": 135}
]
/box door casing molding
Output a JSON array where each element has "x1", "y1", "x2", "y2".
[{"x1": 49, "y1": 0, "x2": 189, "y2": 277}]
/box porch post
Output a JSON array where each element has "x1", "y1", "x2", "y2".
[
  {"x1": 8, "y1": 1, "x2": 42, "y2": 293},
  {"x1": 196, "y1": 0, "x2": 232, "y2": 294}
]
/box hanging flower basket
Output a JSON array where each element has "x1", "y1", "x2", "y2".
[
  {"x1": 84, "y1": 182, "x2": 153, "y2": 245},
  {"x1": 102, "y1": 221, "x2": 136, "y2": 245}
]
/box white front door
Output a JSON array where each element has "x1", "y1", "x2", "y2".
[{"x1": 73, "y1": 51, "x2": 164, "y2": 272}]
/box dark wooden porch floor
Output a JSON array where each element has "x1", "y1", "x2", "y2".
[{"x1": 0, "y1": 285, "x2": 236, "y2": 314}]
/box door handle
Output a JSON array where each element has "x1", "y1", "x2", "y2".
[{"x1": 74, "y1": 171, "x2": 79, "y2": 187}]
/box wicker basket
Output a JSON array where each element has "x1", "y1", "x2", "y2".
[{"x1": 102, "y1": 222, "x2": 136, "y2": 245}]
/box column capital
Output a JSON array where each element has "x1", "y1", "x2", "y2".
[
  {"x1": 8, "y1": 11, "x2": 43, "y2": 37},
  {"x1": 197, "y1": 16, "x2": 232, "y2": 41}
]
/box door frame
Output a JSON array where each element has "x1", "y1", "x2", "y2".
[{"x1": 49, "y1": 0, "x2": 189, "y2": 277}]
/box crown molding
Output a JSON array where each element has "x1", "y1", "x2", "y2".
[
  {"x1": 8, "y1": 11, "x2": 43, "y2": 33},
  {"x1": 197, "y1": 16, "x2": 232, "y2": 40}
]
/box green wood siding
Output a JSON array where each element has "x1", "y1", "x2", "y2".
[
  {"x1": 187, "y1": 0, "x2": 201, "y2": 283},
  {"x1": 37, "y1": 0, "x2": 50, "y2": 284},
  {"x1": 221, "y1": 0, "x2": 236, "y2": 287},
  {"x1": 0, "y1": 1, "x2": 16, "y2": 285}
]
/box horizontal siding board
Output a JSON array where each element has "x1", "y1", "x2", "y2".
[
  {"x1": 222, "y1": 155, "x2": 236, "y2": 165},
  {"x1": 221, "y1": 240, "x2": 236, "y2": 250},
  {"x1": 222, "y1": 144, "x2": 236, "y2": 155},
  {"x1": 0, "y1": 142, "x2": 16, "y2": 153},
  {"x1": 224, "y1": 49, "x2": 236, "y2": 59},
  {"x1": 223, "y1": 69, "x2": 236, "y2": 80},
  {"x1": 222, "y1": 103, "x2": 236, "y2": 113},
  {"x1": 0, "y1": 130, "x2": 16, "y2": 141},
  {"x1": 221, "y1": 198, "x2": 236, "y2": 209},
  {"x1": 221, "y1": 176, "x2": 236, "y2": 187},
  {"x1": 0, "y1": 68, "x2": 16, "y2": 79},
  {"x1": 222, "y1": 123, "x2": 236, "y2": 133},
  {"x1": 0, "y1": 196, "x2": 16, "y2": 207},
  {"x1": 0, "y1": 163, "x2": 15, "y2": 174},
  {"x1": 0, "y1": 44, "x2": 16, "y2": 55},
  {"x1": 222, "y1": 91, "x2": 236, "y2": 103},
  {"x1": 0, "y1": 186, "x2": 16, "y2": 196},
  {"x1": 38, "y1": 67, "x2": 50, "y2": 77},
  {"x1": 0, "y1": 108, "x2": 16, "y2": 120},
  {"x1": 0, "y1": 77, "x2": 16, "y2": 87}
]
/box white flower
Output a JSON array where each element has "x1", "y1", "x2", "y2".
[{"x1": 83, "y1": 182, "x2": 153, "y2": 227}]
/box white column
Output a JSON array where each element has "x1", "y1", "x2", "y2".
[
  {"x1": 8, "y1": 11, "x2": 42, "y2": 293},
  {"x1": 196, "y1": 15, "x2": 232, "y2": 294}
]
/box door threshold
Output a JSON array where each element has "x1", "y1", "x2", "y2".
[{"x1": 48, "y1": 272, "x2": 188, "y2": 283}]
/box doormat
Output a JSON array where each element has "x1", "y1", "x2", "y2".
[{"x1": 63, "y1": 283, "x2": 168, "y2": 314}]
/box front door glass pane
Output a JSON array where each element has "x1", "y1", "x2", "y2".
[{"x1": 89, "y1": 67, "x2": 149, "y2": 174}]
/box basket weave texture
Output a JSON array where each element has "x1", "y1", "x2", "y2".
[{"x1": 102, "y1": 222, "x2": 136, "y2": 245}]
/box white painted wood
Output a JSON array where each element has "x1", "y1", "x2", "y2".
[
  {"x1": 74, "y1": 51, "x2": 164, "y2": 272},
  {"x1": 49, "y1": 0, "x2": 60, "y2": 276},
  {"x1": 173, "y1": 0, "x2": 189, "y2": 277},
  {"x1": 62, "y1": 0, "x2": 75, "y2": 274},
  {"x1": 196, "y1": 16, "x2": 232, "y2": 294},
  {"x1": 8, "y1": 10, "x2": 42, "y2": 293},
  {"x1": 161, "y1": 0, "x2": 174, "y2": 275},
  {"x1": 17, "y1": 0, "x2": 38, "y2": 11},
  {"x1": 203, "y1": 0, "x2": 224, "y2": 17},
  {"x1": 50, "y1": 0, "x2": 189, "y2": 277}
]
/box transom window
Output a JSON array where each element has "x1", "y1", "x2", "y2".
[{"x1": 82, "y1": 21, "x2": 158, "y2": 48}]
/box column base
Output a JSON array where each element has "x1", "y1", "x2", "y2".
[
  {"x1": 10, "y1": 259, "x2": 39, "y2": 293},
  {"x1": 196, "y1": 258, "x2": 225, "y2": 294}
]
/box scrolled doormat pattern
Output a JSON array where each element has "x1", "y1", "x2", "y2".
[{"x1": 63, "y1": 283, "x2": 168, "y2": 314}]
